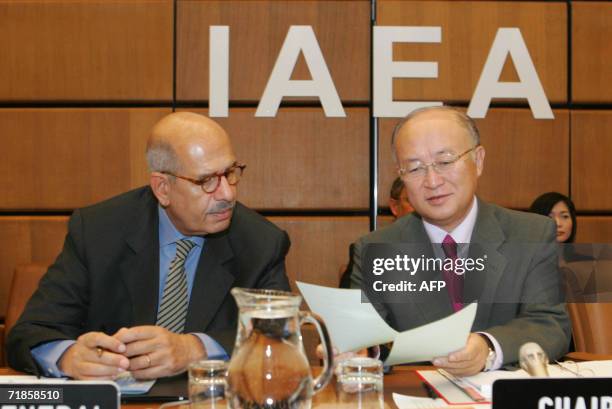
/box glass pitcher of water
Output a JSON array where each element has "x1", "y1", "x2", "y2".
[{"x1": 226, "y1": 288, "x2": 334, "y2": 409}]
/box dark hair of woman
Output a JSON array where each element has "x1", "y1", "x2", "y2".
[{"x1": 528, "y1": 192, "x2": 577, "y2": 243}]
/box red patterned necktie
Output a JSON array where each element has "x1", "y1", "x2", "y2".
[{"x1": 442, "y1": 234, "x2": 463, "y2": 312}]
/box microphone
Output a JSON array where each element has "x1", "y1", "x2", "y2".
[{"x1": 519, "y1": 342, "x2": 550, "y2": 377}]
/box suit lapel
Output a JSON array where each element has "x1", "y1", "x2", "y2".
[
  {"x1": 467, "y1": 199, "x2": 507, "y2": 329},
  {"x1": 185, "y1": 231, "x2": 236, "y2": 332},
  {"x1": 120, "y1": 189, "x2": 160, "y2": 326}
]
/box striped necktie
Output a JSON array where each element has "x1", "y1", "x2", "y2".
[{"x1": 156, "y1": 239, "x2": 196, "y2": 333}]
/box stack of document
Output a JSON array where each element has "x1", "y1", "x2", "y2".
[
  {"x1": 462, "y1": 360, "x2": 612, "y2": 398},
  {"x1": 415, "y1": 360, "x2": 612, "y2": 406},
  {"x1": 417, "y1": 370, "x2": 492, "y2": 405},
  {"x1": 296, "y1": 282, "x2": 477, "y2": 366}
]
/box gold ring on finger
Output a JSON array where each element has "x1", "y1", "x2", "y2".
[{"x1": 96, "y1": 347, "x2": 103, "y2": 358}]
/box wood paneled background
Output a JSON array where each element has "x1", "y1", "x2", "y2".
[
  {"x1": 0, "y1": 0, "x2": 611, "y2": 327},
  {"x1": 176, "y1": 0, "x2": 371, "y2": 102},
  {"x1": 377, "y1": 1, "x2": 567, "y2": 103}
]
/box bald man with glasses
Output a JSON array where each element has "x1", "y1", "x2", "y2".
[{"x1": 8, "y1": 112, "x2": 290, "y2": 380}]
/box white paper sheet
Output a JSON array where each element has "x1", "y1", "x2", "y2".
[
  {"x1": 461, "y1": 359, "x2": 612, "y2": 398},
  {"x1": 392, "y1": 392, "x2": 490, "y2": 409},
  {"x1": 392, "y1": 393, "x2": 448, "y2": 408},
  {"x1": 385, "y1": 303, "x2": 477, "y2": 366},
  {"x1": 417, "y1": 370, "x2": 492, "y2": 405},
  {"x1": 296, "y1": 281, "x2": 398, "y2": 352},
  {"x1": 296, "y1": 282, "x2": 477, "y2": 365},
  {"x1": 114, "y1": 371, "x2": 156, "y2": 394},
  {"x1": 416, "y1": 360, "x2": 612, "y2": 405}
]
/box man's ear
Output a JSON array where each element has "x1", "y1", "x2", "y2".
[
  {"x1": 475, "y1": 145, "x2": 486, "y2": 177},
  {"x1": 389, "y1": 198, "x2": 400, "y2": 218},
  {"x1": 150, "y1": 172, "x2": 171, "y2": 207}
]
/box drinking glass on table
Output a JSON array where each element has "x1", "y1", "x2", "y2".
[
  {"x1": 188, "y1": 360, "x2": 227, "y2": 409},
  {"x1": 336, "y1": 357, "x2": 384, "y2": 409}
]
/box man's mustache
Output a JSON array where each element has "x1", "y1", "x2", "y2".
[{"x1": 209, "y1": 201, "x2": 235, "y2": 214}]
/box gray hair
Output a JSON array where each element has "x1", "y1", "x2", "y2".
[
  {"x1": 146, "y1": 139, "x2": 181, "y2": 174},
  {"x1": 390, "y1": 106, "x2": 480, "y2": 162}
]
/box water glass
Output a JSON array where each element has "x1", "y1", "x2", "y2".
[
  {"x1": 188, "y1": 360, "x2": 228, "y2": 409},
  {"x1": 336, "y1": 357, "x2": 384, "y2": 409}
]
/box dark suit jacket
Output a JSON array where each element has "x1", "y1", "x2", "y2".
[
  {"x1": 338, "y1": 244, "x2": 354, "y2": 289},
  {"x1": 350, "y1": 199, "x2": 570, "y2": 364},
  {"x1": 8, "y1": 186, "x2": 291, "y2": 374}
]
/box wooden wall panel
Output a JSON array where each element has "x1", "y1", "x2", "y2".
[
  {"x1": 269, "y1": 216, "x2": 370, "y2": 290},
  {"x1": 177, "y1": 0, "x2": 370, "y2": 102},
  {"x1": 572, "y1": 111, "x2": 612, "y2": 211},
  {"x1": 377, "y1": 1, "x2": 567, "y2": 103},
  {"x1": 379, "y1": 216, "x2": 612, "y2": 244},
  {"x1": 576, "y1": 217, "x2": 612, "y2": 244},
  {"x1": 188, "y1": 108, "x2": 370, "y2": 210},
  {"x1": 0, "y1": 109, "x2": 170, "y2": 210},
  {"x1": 0, "y1": 1, "x2": 173, "y2": 101},
  {"x1": 0, "y1": 217, "x2": 68, "y2": 319},
  {"x1": 572, "y1": 2, "x2": 612, "y2": 103},
  {"x1": 378, "y1": 109, "x2": 569, "y2": 210}
]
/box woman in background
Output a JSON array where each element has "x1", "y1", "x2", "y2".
[
  {"x1": 530, "y1": 192, "x2": 592, "y2": 346},
  {"x1": 529, "y1": 191, "x2": 577, "y2": 243}
]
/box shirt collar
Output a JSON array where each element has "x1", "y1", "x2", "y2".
[
  {"x1": 158, "y1": 206, "x2": 205, "y2": 248},
  {"x1": 422, "y1": 196, "x2": 478, "y2": 244}
]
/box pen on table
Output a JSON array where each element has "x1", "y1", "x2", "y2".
[
  {"x1": 437, "y1": 369, "x2": 486, "y2": 402},
  {"x1": 422, "y1": 382, "x2": 439, "y2": 399}
]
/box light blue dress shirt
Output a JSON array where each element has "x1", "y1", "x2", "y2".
[{"x1": 31, "y1": 206, "x2": 228, "y2": 377}]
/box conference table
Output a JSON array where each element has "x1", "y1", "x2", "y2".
[{"x1": 0, "y1": 366, "x2": 431, "y2": 408}]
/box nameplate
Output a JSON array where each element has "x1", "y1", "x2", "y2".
[
  {"x1": 493, "y1": 378, "x2": 612, "y2": 409},
  {"x1": 0, "y1": 382, "x2": 119, "y2": 409}
]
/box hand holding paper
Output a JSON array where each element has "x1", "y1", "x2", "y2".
[
  {"x1": 385, "y1": 303, "x2": 477, "y2": 366},
  {"x1": 296, "y1": 282, "x2": 477, "y2": 366}
]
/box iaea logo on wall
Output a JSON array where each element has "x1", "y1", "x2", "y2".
[{"x1": 206, "y1": 26, "x2": 553, "y2": 120}]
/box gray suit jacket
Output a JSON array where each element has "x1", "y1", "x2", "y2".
[{"x1": 350, "y1": 199, "x2": 570, "y2": 364}]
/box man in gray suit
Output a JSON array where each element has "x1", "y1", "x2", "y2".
[{"x1": 350, "y1": 106, "x2": 570, "y2": 376}]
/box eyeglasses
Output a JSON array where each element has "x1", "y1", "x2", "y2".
[
  {"x1": 397, "y1": 145, "x2": 479, "y2": 180},
  {"x1": 162, "y1": 163, "x2": 246, "y2": 193}
]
